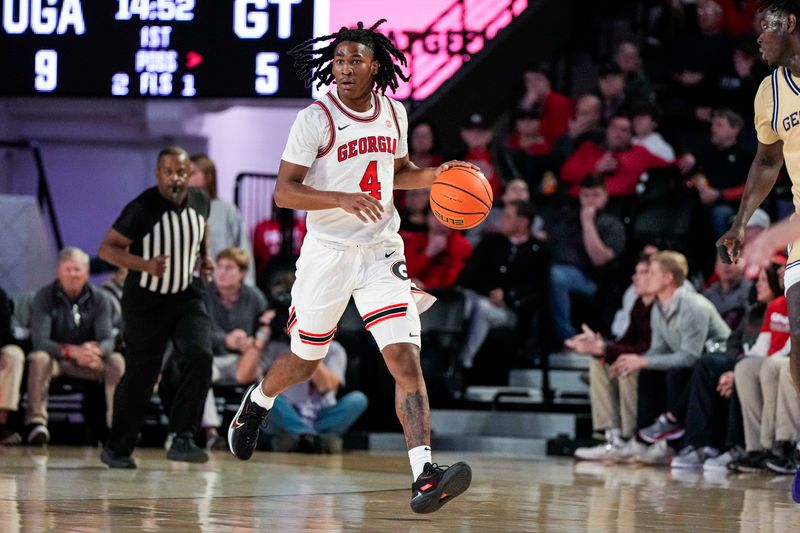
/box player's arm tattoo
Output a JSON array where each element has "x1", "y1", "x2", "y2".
[{"x1": 398, "y1": 389, "x2": 430, "y2": 448}]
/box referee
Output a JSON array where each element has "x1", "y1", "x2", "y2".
[{"x1": 99, "y1": 146, "x2": 213, "y2": 468}]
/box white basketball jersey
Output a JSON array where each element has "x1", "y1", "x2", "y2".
[{"x1": 281, "y1": 90, "x2": 408, "y2": 244}]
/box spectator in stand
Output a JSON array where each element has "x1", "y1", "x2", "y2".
[
  {"x1": 670, "y1": 261, "x2": 782, "y2": 470},
  {"x1": 252, "y1": 210, "x2": 307, "y2": 275},
  {"x1": 611, "y1": 244, "x2": 696, "y2": 340},
  {"x1": 613, "y1": 252, "x2": 730, "y2": 466},
  {"x1": 199, "y1": 247, "x2": 271, "y2": 449},
  {"x1": 457, "y1": 200, "x2": 547, "y2": 369},
  {"x1": 409, "y1": 121, "x2": 444, "y2": 169},
  {"x1": 505, "y1": 108, "x2": 551, "y2": 156},
  {"x1": 402, "y1": 211, "x2": 472, "y2": 290},
  {"x1": 552, "y1": 94, "x2": 604, "y2": 163},
  {"x1": 703, "y1": 256, "x2": 752, "y2": 329},
  {"x1": 716, "y1": 40, "x2": 768, "y2": 144},
  {"x1": 459, "y1": 113, "x2": 501, "y2": 198},
  {"x1": 25, "y1": 247, "x2": 125, "y2": 445},
  {"x1": 189, "y1": 154, "x2": 256, "y2": 284},
  {"x1": 614, "y1": 41, "x2": 654, "y2": 104},
  {"x1": 398, "y1": 187, "x2": 430, "y2": 234},
  {"x1": 630, "y1": 102, "x2": 676, "y2": 162},
  {"x1": 685, "y1": 109, "x2": 754, "y2": 238},
  {"x1": 516, "y1": 63, "x2": 573, "y2": 146},
  {"x1": 0, "y1": 286, "x2": 24, "y2": 445},
  {"x1": 570, "y1": 255, "x2": 655, "y2": 461},
  {"x1": 729, "y1": 275, "x2": 794, "y2": 472},
  {"x1": 468, "y1": 178, "x2": 530, "y2": 245},
  {"x1": 498, "y1": 108, "x2": 556, "y2": 190},
  {"x1": 561, "y1": 114, "x2": 672, "y2": 198},
  {"x1": 597, "y1": 63, "x2": 632, "y2": 125},
  {"x1": 260, "y1": 340, "x2": 368, "y2": 454},
  {"x1": 545, "y1": 176, "x2": 626, "y2": 343},
  {"x1": 716, "y1": 0, "x2": 759, "y2": 37},
  {"x1": 665, "y1": 0, "x2": 734, "y2": 150}
]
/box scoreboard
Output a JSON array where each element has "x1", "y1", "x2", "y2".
[{"x1": 0, "y1": 0, "x2": 325, "y2": 98}]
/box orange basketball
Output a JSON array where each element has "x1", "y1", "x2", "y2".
[{"x1": 429, "y1": 167, "x2": 493, "y2": 230}]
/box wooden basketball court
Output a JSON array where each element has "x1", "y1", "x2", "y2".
[{"x1": 2, "y1": 446, "x2": 800, "y2": 531}]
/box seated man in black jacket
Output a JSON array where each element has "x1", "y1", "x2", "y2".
[
  {"x1": 457, "y1": 200, "x2": 548, "y2": 369},
  {"x1": 25, "y1": 247, "x2": 124, "y2": 444}
]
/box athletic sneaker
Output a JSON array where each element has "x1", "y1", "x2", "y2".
[
  {"x1": 26, "y1": 424, "x2": 49, "y2": 446},
  {"x1": 228, "y1": 384, "x2": 270, "y2": 460},
  {"x1": 410, "y1": 462, "x2": 472, "y2": 514},
  {"x1": 166, "y1": 433, "x2": 209, "y2": 463},
  {"x1": 100, "y1": 448, "x2": 137, "y2": 469},
  {"x1": 0, "y1": 425, "x2": 21, "y2": 446},
  {"x1": 608, "y1": 438, "x2": 648, "y2": 463},
  {"x1": 703, "y1": 447, "x2": 743, "y2": 471},
  {"x1": 728, "y1": 450, "x2": 770, "y2": 473},
  {"x1": 766, "y1": 445, "x2": 800, "y2": 475},
  {"x1": 671, "y1": 446, "x2": 719, "y2": 469},
  {"x1": 634, "y1": 440, "x2": 674, "y2": 466},
  {"x1": 638, "y1": 414, "x2": 685, "y2": 443},
  {"x1": 575, "y1": 430, "x2": 628, "y2": 461}
]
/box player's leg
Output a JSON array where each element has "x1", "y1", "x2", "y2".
[
  {"x1": 355, "y1": 239, "x2": 471, "y2": 513},
  {"x1": 782, "y1": 251, "x2": 800, "y2": 500},
  {"x1": 229, "y1": 236, "x2": 355, "y2": 460}
]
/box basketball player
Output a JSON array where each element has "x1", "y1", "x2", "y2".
[
  {"x1": 717, "y1": 1, "x2": 800, "y2": 503},
  {"x1": 228, "y1": 20, "x2": 476, "y2": 513}
]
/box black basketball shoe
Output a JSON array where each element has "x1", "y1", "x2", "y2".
[
  {"x1": 228, "y1": 384, "x2": 270, "y2": 460},
  {"x1": 410, "y1": 461, "x2": 472, "y2": 513}
]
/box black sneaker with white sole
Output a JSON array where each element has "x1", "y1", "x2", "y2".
[
  {"x1": 228, "y1": 384, "x2": 270, "y2": 460},
  {"x1": 410, "y1": 461, "x2": 472, "y2": 514}
]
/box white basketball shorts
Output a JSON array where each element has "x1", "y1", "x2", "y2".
[{"x1": 287, "y1": 233, "x2": 435, "y2": 360}]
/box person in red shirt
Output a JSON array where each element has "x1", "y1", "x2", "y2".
[
  {"x1": 459, "y1": 113, "x2": 501, "y2": 198},
  {"x1": 505, "y1": 108, "x2": 551, "y2": 156},
  {"x1": 402, "y1": 211, "x2": 472, "y2": 290},
  {"x1": 517, "y1": 63, "x2": 573, "y2": 146},
  {"x1": 560, "y1": 114, "x2": 672, "y2": 197},
  {"x1": 252, "y1": 212, "x2": 307, "y2": 276}
]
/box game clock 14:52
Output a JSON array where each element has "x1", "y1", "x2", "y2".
[{"x1": 0, "y1": 0, "x2": 321, "y2": 98}]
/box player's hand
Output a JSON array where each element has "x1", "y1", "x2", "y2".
[
  {"x1": 146, "y1": 255, "x2": 169, "y2": 277},
  {"x1": 741, "y1": 229, "x2": 782, "y2": 278},
  {"x1": 434, "y1": 160, "x2": 480, "y2": 177},
  {"x1": 337, "y1": 192, "x2": 383, "y2": 223},
  {"x1": 716, "y1": 225, "x2": 744, "y2": 265}
]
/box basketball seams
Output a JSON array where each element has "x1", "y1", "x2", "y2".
[
  {"x1": 431, "y1": 181, "x2": 492, "y2": 211},
  {"x1": 430, "y1": 196, "x2": 488, "y2": 215}
]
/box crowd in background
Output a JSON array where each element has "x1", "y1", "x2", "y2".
[{"x1": 2, "y1": 0, "x2": 799, "y2": 474}]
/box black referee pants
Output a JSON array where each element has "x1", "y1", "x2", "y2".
[{"x1": 108, "y1": 289, "x2": 212, "y2": 455}]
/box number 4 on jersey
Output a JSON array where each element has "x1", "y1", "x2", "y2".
[{"x1": 359, "y1": 161, "x2": 381, "y2": 200}]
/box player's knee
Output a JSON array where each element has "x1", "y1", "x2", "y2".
[{"x1": 383, "y1": 344, "x2": 423, "y2": 383}]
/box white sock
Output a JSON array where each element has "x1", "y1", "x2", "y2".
[
  {"x1": 249, "y1": 382, "x2": 275, "y2": 410},
  {"x1": 408, "y1": 445, "x2": 432, "y2": 480}
]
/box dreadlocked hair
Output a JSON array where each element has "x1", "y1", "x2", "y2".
[
  {"x1": 758, "y1": 0, "x2": 800, "y2": 16},
  {"x1": 288, "y1": 19, "x2": 410, "y2": 94}
]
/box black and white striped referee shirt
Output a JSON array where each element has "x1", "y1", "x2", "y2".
[{"x1": 113, "y1": 187, "x2": 210, "y2": 296}]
